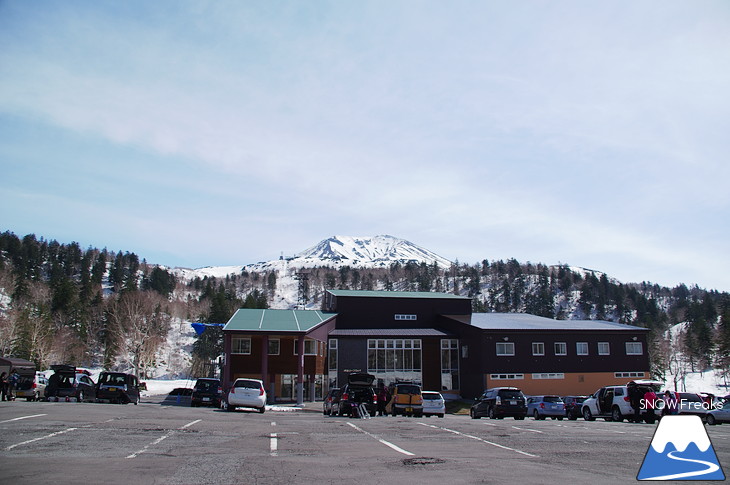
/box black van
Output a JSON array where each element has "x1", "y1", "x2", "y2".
[
  {"x1": 191, "y1": 378, "x2": 222, "y2": 408},
  {"x1": 470, "y1": 386, "x2": 527, "y2": 420},
  {"x1": 96, "y1": 372, "x2": 144, "y2": 405}
]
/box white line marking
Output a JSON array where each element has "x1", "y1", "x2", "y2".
[
  {"x1": 258, "y1": 309, "x2": 266, "y2": 329},
  {"x1": 270, "y1": 433, "x2": 278, "y2": 456},
  {"x1": 6, "y1": 427, "x2": 78, "y2": 450},
  {"x1": 347, "y1": 422, "x2": 414, "y2": 456},
  {"x1": 126, "y1": 420, "x2": 202, "y2": 459},
  {"x1": 0, "y1": 414, "x2": 47, "y2": 424},
  {"x1": 292, "y1": 311, "x2": 301, "y2": 331},
  {"x1": 419, "y1": 423, "x2": 538, "y2": 457}
]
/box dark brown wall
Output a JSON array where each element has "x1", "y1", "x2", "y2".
[
  {"x1": 229, "y1": 335, "x2": 325, "y2": 378},
  {"x1": 329, "y1": 295, "x2": 471, "y2": 329}
]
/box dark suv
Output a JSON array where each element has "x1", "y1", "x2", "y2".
[
  {"x1": 191, "y1": 378, "x2": 222, "y2": 408},
  {"x1": 470, "y1": 386, "x2": 527, "y2": 420},
  {"x1": 44, "y1": 365, "x2": 97, "y2": 402},
  {"x1": 96, "y1": 372, "x2": 143, "y2": 405},
  {"x1": 335, "y1": 373, "x2": 378, "y2": 418}
]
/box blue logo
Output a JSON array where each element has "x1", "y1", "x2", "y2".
[{"x1": 637, "y1": 415, "x2": 725, "y2": 481}]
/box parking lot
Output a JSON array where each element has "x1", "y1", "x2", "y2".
[{"x1": 2, "y1": 399, "x2": 729, "y2": 484}]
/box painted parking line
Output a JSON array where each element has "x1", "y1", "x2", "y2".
[
  {"x1": 512, "y1": 426, "x2": 543, "y2": 434},
  {"x1": 0, "y1": 413, "x2": 47, "y2": 424},
  {"x1": 270, "y1": 421, "x2": 278, "y2": 456},
  {"x1": 418, "y1": 423, "x2": 538, "y2": 457},
  {"x1": 346, "y1": 422, "x2": 414, "y2": 456},
  {"x1": 126, "y1": 419, "x2": 202, "y2": 459},
  {"x1": 6, "y1": 427, "x2": 78, "y2": 451}
]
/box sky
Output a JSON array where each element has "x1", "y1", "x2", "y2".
[{"x1": 1, "y1": 1, "x2": 728, "y2": 292}]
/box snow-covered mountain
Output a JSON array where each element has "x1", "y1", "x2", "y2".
[{"x1": 173, "y1": 235, "x2": 452, "y2": 280}]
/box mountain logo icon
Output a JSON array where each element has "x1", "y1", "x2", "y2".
[{"x1": 637, "y1": 415, "x2": 725, "y2": 481}]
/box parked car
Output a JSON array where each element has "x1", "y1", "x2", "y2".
[
  {"x1": 96, "y1": 372, "x2": 144, "y2": 405},
  {"x1": 0, "y1": 357, "x2": 37, "y2": 401},
  {"x1": 388, "y1": 382, "x2": 423, "y2": 417},
  {"x1": 527, "y1": 395, "x2": 565, "y2": 420},
  {"x1": 581, "y1": 381, "x2": 662, "y2": 423},
  {"x1": 471, "y1": 387, "x2": 527, "y2": 420},
  {"x1": 337, "y1": 373, "x2": 378, "y2": 417},
  {"x1": 225, "y1": 378, "x2": 266, "y2": 413},
  {"x1": 191, "y1": 378, "x2": 222, "y2": 408},
  {"x1": 15, "y1": 372, "x2": 48, "y2": 402},
  {"x1": 562, "y1": 395, "x2": 588, "y2": 420},
  {"x1": 323, "y1": 388, "x2": 341, "y2": 416},
  {"x1": 44, "y1": 365, "x2": 96, "y2": 402},
  {"x1": 421, "y1": 391, "x2": 445, "y2": 418},
  {"x1": 706, "y1": 400, "x2": 730, "y2": 425},
  {"x1": 664, "y1": 391, "x2": 708, "y2": 419}
]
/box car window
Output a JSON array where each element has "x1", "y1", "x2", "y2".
[
  {"x1": 615, "y1": 388, "x2": 624, "y2": 396},
  {"x1": 234, "y1": 379, "x2": 261, "y2": 389},
  {"x1": 196, "y1": 380, "x2": 219, "y2": 391},
  {"x1": 544, "y1": 396, "x2": 562, "y2": 403},
  {"x1": 499, "y1": 390, "x2": 523, "y2": 399},
  {"x1": 422, "y1": 393, "x2": 441, "y2": 400},
  {"x1": 397, "y1": 385, "x2": 420, "y2": 394}
]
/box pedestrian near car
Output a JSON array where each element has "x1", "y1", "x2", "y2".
[
  {"x1": 8, "y1": 370, "x2": 20, "y2": 401},
  {"x1": 643, "y1": 388, "x2": 657, "y2": 420},
  {"x1": 1, "y1": 372, "x2": 8, "y2": 401},
  {"x1": 628, "y1": 381, "x2": 643, "y2": 422},
  {"x1": 662, "y1": 390, "x2": 677, "y2": 416},
  {"x1": 377, "y1": 386, "x2": 390, "y2": 416}
]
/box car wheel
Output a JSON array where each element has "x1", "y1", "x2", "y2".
[
  {"x1": 134, "y1": 396, "x2": 140, "y2": 405},
  {"x1": 611, "y1": 406, "x2": 623, "y2": 423},
  {"x1": 438, "y1": 414, "x2": 444, "y2": 418},
  {"x1": 258, "y1": 406, "x2": 265, "y2": 414},
  {"x1": 582, "y1": 407, "x2": 595, "y2": 421},
  {"x1": 227, "y1": 403, "x2": 236, "y2": 412},
  {"x1": 557, "y1": 417, "x2": 563, "y2": 421},
  {"x1": 488, "y1": 407, "x2": 496, "y2": 419},
  {"x1": 568, "y1": 414, "x2": 577, "y2": 421},
  {"x1": 470, "y1": 408, "x2": 480, "y2": 419},
  {"x1": 78, "y1": 391, "x2": 85, "y2": 402},
  {"x1": 707, "y1": 414, "x2": 717, "y2": 426}
]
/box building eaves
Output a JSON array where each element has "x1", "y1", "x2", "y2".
[
  {"x1": 329, "y1": 328, "x2": 453, "y2": 337},
  {"x1": 469, "y1": 312, "x2": 649, "y2": 331},
  {"x1": 327, "y1": 289, "x2": 469, "y2": 300}
]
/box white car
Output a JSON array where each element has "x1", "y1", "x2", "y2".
[
  {"x1": 581, "y1": 381, "x2": 662, "y2": 423},
  {"x1": 225, "y1": 378, "x2": 266, "y2": 413},
  {"x1": 421, "y1": 391, "x2": 445, "y2": 418}
]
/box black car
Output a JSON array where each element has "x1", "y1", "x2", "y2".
[
  {"x1": 191, "y1": 378, "x2": 222, "y2": 408},
  {"x1": 44, "y1": 365, "x2": 97, "y2": 402},
  {"x1": 323, "y1": 388, "x2": 341, "y2": 415},
  {"x1": 96, "y1": 372, "x2": 143, "y2": 405},
  {"x1": 562, "y1": 395, "x2": 588, "y2": 420},
  {"x1": 470, "y1": 386, "x2": 527, "y2": 420},
  {"x1": 335, "y1": 373, "x2": 378, "y2": 418}
]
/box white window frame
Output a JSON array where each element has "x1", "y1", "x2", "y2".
[
  {"x1": 598, "y1": 342, "x2": 610, "y2": 355},
  {"x1": 490, "y1": 373, "x2": 524, "y2": 380},
  {"x1": 293, "y1": 338, "x2": 318, "y2": 356},
  {"x1": 232, "y1": 337, "x2": 251, "y2": 355},
  {"x1": 532, "y1": 373, "x2": 565, "y2": 380},
  {"x1": 615, "y1": 371, "x2": 646, "y2": 379},
  {"x1": 532, "y1": 342, "x2": 545, "y2": 356},
  {"x1": 626, "y1": 342, "x2": 643, "y2": 355},
  {"x1": 554, "y1": 342, "x2": 567, "y2": 356},
  {"x1": 496, "y1": 342, "x2": 515, "y2": 356},
  {"x1": 576, "y1": 342, "x2": 589, "y2": 356},
  {"x1": 394, "y1": 314, "x2": 417, "y2": 321}
]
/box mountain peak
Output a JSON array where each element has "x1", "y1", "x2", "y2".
[{"x1": 294, "y1": 235, "x2": 452, "y2": 269}]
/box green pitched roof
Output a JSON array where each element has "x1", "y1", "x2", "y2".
[
  {"x1": 223, "y1": 309, "x2": 336, "y2": 333},
  {"x1": 327, "y1": 289, "x2": 469, "y2": 299}
]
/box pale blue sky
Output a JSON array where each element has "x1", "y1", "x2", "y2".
[{"x1": 1, "y1": 1, "x2": 728, "y2": 291}]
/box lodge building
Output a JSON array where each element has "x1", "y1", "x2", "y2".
[{"x1": 221, "y1": 289, "x2": 650, "y2": 403}]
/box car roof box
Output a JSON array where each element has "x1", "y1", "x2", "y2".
[
  {"x1": 347, "y1": 372, "x2": 375, "y2": 386},
  {"x1": 51, "y1": 364, "x2": 76, "y2": 373}
]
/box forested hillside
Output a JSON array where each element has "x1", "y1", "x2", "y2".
[{"x1": 1, "y1": 231, "x2": 728, "y2": 385}]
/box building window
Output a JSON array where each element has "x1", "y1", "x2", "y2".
[
  {"x1": 533, "y1": 373, "x2": 565, "y2": 380},
  {"x1": 496, "y1": 342, "x2": 515, "y2": 356},
  {"x1": 626, "y1": 342, "x2": 643, "y2": 355},
  {"x1": 328, "y1": 339, "x2": 338, "y2": 372},
  {"x1": 598, "y1": 342, "x2": 610, "y2": 355},
  {"x1": 367, "y1": 339, "x2": 422, "y2": 373},
  {"x1": 576, "y1": 342, "x2": 589, "y2": 355},
  {"x1": 441, "y1": 339, "x2": 460, "y2": 390},
  {"x1": 232, "y1": 337, "x2": 251, "y2": 355},
  {"x1": 554, "y1": 342, "x2": 567, "y2": 356},
  {"x1": 294, "y1": 339, "x2": 317, "y2": 355},
  {"x1": 268, "y1": 339, "x2": 280, "y2": 355},
  {"x1": 532, "y1": 342, "x2": 545, "y2": 356},
  {"x1": 490, "y1": 374, "x2": 524, "y2": 380},
  {"x1": 615, "y1": 371, "x2": 646, "y2": 379},
  {"x1": 394, "y1": 314, "x2": 417, "y2": 321}
]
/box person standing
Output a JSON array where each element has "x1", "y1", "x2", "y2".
[{"x1": 0, "y1": 372, "x2": 8, "y2": 401}]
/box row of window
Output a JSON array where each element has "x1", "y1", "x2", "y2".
[
  {"x1": 490, "y1": 371, "x2": 646, "y2": 380},
  {"x1": 231, "y1": 337, "x2": 323, "y2": 356},
  {"x1": 495, "y1": 341, "x2": 643, "y2": 357}
]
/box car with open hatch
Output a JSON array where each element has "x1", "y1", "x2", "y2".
[
  {"x1": 224, "y1": 378, "x2": 266, "y2": 413},
  {"x1": 388, "y1": 382, "x2": 423, "y2": 417},
  {"x1": 323, "y1": 387, "x2": 341, "y2": 415},
  {"x1": 44, "y1": 365, "x2": 97, "y2": 402},
  {"x1": 335, "y1": 373, "x2": 378, "y2": 417},
  {"x1": 470, "y1": 386, "x2": 527, "y2": 420},
  {"x1": 581, "y1": 380, "x2": 661, "y2": 423}
]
